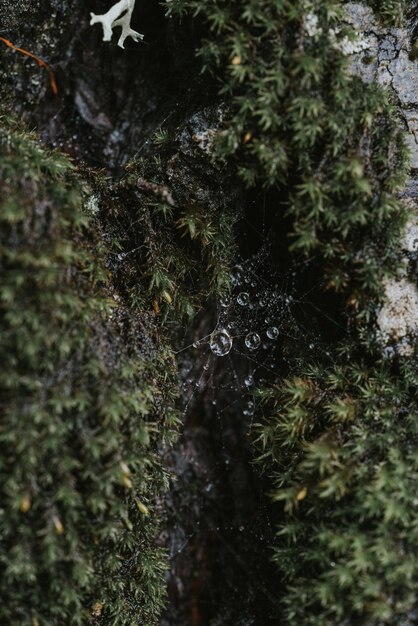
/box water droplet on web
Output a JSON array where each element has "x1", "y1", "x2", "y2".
[
  {"x1": 245, "y1": 332, "x2": 260, "y2": 351},
  {"x1": 203, "y1": 363, "x2": 210, "y2": 371},
  {"x1": 193, "y1": 341, "x2": 200, "y2": 348},
  {"x1": 227, "y1": 320, "x2": 238, "y2": 333},
  {"x1": 231, "y1": 265, "x2": 242, "y2": 286},
  {"x1": 243, "y1": 400, "x2": 255, "y2": 416},
  {"x1": 209, "y1": 329, "x2": 233, "y2": 357},
  {"x1": 237, "y1": 292, "x2": 250, "y2": 306},
  {"x1": 244, "y1": 375, "x2": 254, "y2": 388},
  {"x1": 267, "y1": 327, "x2": 279, "y2": 340}
]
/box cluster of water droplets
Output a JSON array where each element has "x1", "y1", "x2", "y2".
[
  {"x1": 207, "y1": 260, "x2": 295, "y2": 366},
  {"x1": 182, "y1": 247, "x2": 327, "y2": 426},
  {"x1": 182, "y1": 253, "x2": 307, "y2": 422}
]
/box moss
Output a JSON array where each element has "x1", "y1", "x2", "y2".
[
  {"x1": 168, "y1": 0, "x2": 409, "y2": 297},
  {"x1": 95, "y1": 108, "x2": 239, "y2": 321},
  {"x1": 257, "y1": 350, "x2": 418, "y2": 624},
  {"x1": 0, "y1": 112, "x2": 178, "y2": 625},
  {"x1": 167, "y1": 0, "x2": 416, "y2": 623},
  {"x1": 1, "y1": 0, "x2": 417, "y2": 622},
  {"x1": 365, "y1": 0, "x2": 408, "y2": 25}
]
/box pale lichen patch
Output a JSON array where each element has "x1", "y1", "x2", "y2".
[
  {"x1": 90, "y1": 0, "x2": 143, "y2": 49},
  {"x1": 402, "y1": 211, "x2": 418, "y2": 253},
  {"x1": 377, "y1": 278, "x2": 418, "y2": 355}
]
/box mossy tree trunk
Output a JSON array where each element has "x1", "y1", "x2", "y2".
[{"x1": 2, "y1": 1, "x2": 418, "y2": 625}]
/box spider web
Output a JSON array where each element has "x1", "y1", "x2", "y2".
[
  {"x1": 162, "y1": 239, "x2": 347, "y2": 625},
  {"x1": 181, "y1": 246, "x2": 341, "y2": 420}
]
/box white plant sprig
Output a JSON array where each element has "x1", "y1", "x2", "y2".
[{"x1": 90, "y1": 0, "x2": 143, "y2": 49}]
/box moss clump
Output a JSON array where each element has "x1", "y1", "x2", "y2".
[
  {"x1": 95, "y1": 110, "x2": 239, "y2": 321},
  {"x1": 365, "y1": 0, "x2": 408, "y2": 25},
  {"x1": 0, "y1": 113, "x2": 178, "y2": 625},
  {"x1": 258, "y1": 350, "x2": 418, "y2": 624},
  {"x1": 168, "y1": 0, "x2": 409, "y2": 296}
]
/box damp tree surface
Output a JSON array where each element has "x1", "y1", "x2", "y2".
[{"x1": 2, "y1": 1, "x2": 418, "y2": 625}]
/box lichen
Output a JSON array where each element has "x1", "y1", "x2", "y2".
[
  {"x1": 377, "y1": 277, "x2": 418, "y2": 354},
  {"x1": 90, "y1": 0, "x2": 143, "y2": 49}
]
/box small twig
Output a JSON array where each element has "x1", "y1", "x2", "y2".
[{"x1": 0, "y1": 37, "x2": 58, "y2": 95}]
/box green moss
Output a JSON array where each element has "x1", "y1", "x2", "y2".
[
  {"x1": 96, "y1": 125, "x2": 239, "y2": 321},
  {"x1": 168, "y1": 0, "x2": 409, "y2": 297},
  {"x1": 0, "y1": 113, "x2": 178, "y2": 625},
  {"x1": 257, "y1": 350, "x2": 418, "y2": 624},
  {"x1": 1, "y1": 0, "x2": 415, "y2": 621},
  {"x1": 168, "y1": 1, "x2": 415, "y2": 623},
  {"x1": 365, "y1": 0, "x2": 408, "y2": 25}
]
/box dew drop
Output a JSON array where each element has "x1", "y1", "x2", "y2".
[
  {"x1": 244, "y1": 375, "x2": 254, "y2": 388},
  {"x1": 237, "y1": 292, "x2": 250, "y2": 306},
  {"x1": 227, "y1": 320, "x2": 238, "y2": 333},
  {"x1": 209, "y1": 329, "x2": 233, "y2": 357},
  {"x1": 231, "y1": 265, "x2": 242, "y2": 286},
  {"x1": 243, "y1": 400, "x2": 255, "y2": 416},
  {"x1": 267, "y1": 327, "x2": 279, "y2": 340},
  {"x1": 245, "y1": 332, "x2": 261, "y2": 351}
]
